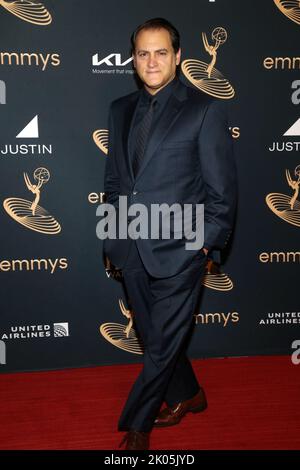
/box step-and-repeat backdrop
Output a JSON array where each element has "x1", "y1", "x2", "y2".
[{"x1": 1, "y1": 0, "x2": 300, "y2": 372}]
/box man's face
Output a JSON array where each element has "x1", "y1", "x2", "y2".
[{"x1": 133, "y1": 28, "x2": 181, "y2": 95}]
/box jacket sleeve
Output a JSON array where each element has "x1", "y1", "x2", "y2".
[
  {"x1": 198, "y1": 99, "x2": 237, "y2": 251},
  {"x1": 104, "y1": 103, "x2": 120, "y2": 208}
]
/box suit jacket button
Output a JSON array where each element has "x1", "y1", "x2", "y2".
[{"x1": 133, "y1": 191, "x2": 138, "y2": 195}]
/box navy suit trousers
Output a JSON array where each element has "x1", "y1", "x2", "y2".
[{"x1": 118, "y1": 240, "x2": 207, "y2": 432}]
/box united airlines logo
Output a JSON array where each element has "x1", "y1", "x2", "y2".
[
  {"x1": 53, "y1": 323, "x2": 69, "y2": 337},
  {"x1": 274, "y1": 0, "x2": 300, "y2": 25},
  {"x1": 0, "y1": 0, "x2": 52, "y2": 26},
  {"x1": 181, "y1": 27, "x2": 235, "y2": 99}
]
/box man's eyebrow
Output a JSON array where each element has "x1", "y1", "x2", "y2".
[{"x1": 136, "y1": 48, "x2": 169, "y2": 53}]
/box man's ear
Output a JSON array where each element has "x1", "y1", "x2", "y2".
[
  {"x1": 176, "y1": 48, "x2": 181, "y2": 66},
  {"x1": 132, "y1": 54, "x2": 136, "y2": 68}
]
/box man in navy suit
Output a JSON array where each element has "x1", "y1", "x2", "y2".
[{"x1": 103, "y1": 18, "x2": 237, "y2": 450}]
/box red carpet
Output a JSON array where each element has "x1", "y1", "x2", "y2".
[{"x1": 0, "y1": 355, "x2": 299, "y2": 450}]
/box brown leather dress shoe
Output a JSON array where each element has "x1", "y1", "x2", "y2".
[
  {"x1": 119, "y1": 431, "x2": 150, "y2": 450},
  {"x1": 154, "y1": 388, "x2": 207, "y2": 427}
]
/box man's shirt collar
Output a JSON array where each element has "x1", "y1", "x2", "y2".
[{"x1": 141, "y1": 77, "x2": 179, "y2": 106}]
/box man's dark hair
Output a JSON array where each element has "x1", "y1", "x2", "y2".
[{"x1": 131, "y1": 18, "x2": 180, "y2": 54}]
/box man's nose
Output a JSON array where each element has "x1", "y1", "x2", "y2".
[{"x1": 147, "y1": 54, "x2": 158, "y2": 67}]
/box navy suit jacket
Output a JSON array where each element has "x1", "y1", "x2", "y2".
[{"x1": 103, "y1": 79, "x2": 237, "y2": 278}]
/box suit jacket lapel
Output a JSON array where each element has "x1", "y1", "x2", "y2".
[{"x1": 122, "y1": 91, "x2": 140, "y2": 181}]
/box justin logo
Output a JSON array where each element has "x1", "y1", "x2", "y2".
[
  {"x1": 268, "y1": 118, "x2": 300, "y2": 152},
  {"x1": 181, "y1": 27, "x2": 235, "y2": 99},
  {"x1": 0, "y1": 115, "x2": 53, "y2": 156},
  {"x1": 17, "y1": 114, "x2": 39, "y2": 138},
  {"x1": 274, "y1": 0, "x2": 300, "y2": 25},
  {"x1": 0, "y1": 0, "x2": 52, "y2": 25},
  {"x1": 3, "y1": 168, "x2": 61, "y2": 234},
  {"x1": 266, "y1": 165, "x2": 300, "y2": 227},
  {"x1": 284, "y1": 118, "x2": 300, "y2": 136},
  {"x1": 93, "y1": 129, "x2": 108, "y2": 155},
  {"x1": 203, "y1": 260, "x2": 233, "y2": 291},
  {"x1": 100, "y1": 299, "x2": 143, "y2": 355}
]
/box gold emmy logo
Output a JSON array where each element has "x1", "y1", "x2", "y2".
[
  {"x1": 93, "y1": 129, "x2": 108, "y2": 155},
  {"x1": 266, "y1": 165, "x2": 300, "y2": 227},
  {"x1": 0, "y1": 0, "x2": 52, "y2": 25},
  {"x1": 181, "y1": 27, "x2": 235, "y2": 99},
  {"x1": 100, "y1": 299, "x2": 143, "y2": 354},
  {"x1": 274, "y1": 0, "x2": 300, "y2": 25},
  {"x1": 203, "y1": 259, "x2": 233, "y2": 291},
  {"x1": 3, "y1": 168, "x2": 61, "y2": 234}
]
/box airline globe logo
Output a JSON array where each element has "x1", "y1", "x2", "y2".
[
  {"x1": 274, "y1": 0, "x2": 300, "y2": 25},
  {"x1": 53, "y1": 323, "x2": 69, "y2": 337},
  {"x1": 0, "y1": 0, "x2": 52, "y2": 25},
  {"x1": 181, "y1": 27, "x2": 235, "y2": 99}
]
